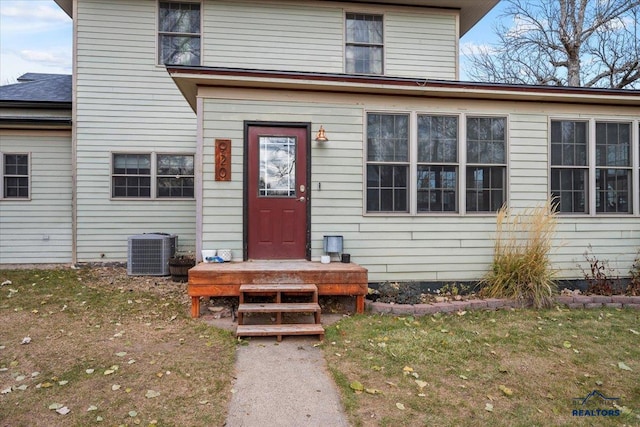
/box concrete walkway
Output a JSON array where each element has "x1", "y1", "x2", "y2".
[{"x1": 225, "y1": 337, "x2": 350, "y2": 427}]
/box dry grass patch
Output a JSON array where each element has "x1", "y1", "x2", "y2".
[
  {"x1": 0, "y1": 267, "x2": 236, "y2": 426},
  {"x1": 323, "y1": 309, "x2": 639, "y2": 426}
]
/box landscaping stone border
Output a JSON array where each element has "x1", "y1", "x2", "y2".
[{"x1": 366, "y1": 295, "x2": 640, "y2": 315}]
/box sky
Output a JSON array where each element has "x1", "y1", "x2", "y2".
[{"x1": 0, "y1": 0, "x2": 506, "y2": 84}]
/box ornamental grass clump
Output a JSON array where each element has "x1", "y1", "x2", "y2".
[{"x1": 481, "y1": 201, "x2": 558, "y2": 308}]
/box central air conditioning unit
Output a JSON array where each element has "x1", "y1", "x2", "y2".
[{"x1": 127, "y1": 233, "x2": 177, "y2": 276}]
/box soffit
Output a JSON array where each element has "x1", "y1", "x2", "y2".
[
  {"x1": 167, "y1": 66, "x2": 640, "y2": 112},
  {"x1": 53, "y1": 0, "x2": 498, "y2": 35}
]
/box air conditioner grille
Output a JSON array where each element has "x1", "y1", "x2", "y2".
[{"x1": 127, "y1": 233, "x2": 176, "y2": 276}]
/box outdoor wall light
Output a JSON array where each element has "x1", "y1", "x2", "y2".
[{"x1": 315, "y1": 126, "x2": 328, "y2": 143}]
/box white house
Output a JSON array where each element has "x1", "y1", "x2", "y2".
[{"x1": 1, "y1": 0, "x2": 638, "y2": 284}]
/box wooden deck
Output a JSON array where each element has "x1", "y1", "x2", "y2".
[{"x1": 187, "y1": 260, "x2": 368, "y2": 318}]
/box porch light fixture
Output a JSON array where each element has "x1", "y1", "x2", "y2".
[{"x1": 315, "y1": 126, "x2": 328, "y2": 143}]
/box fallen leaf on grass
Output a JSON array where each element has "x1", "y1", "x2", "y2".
[
  {"x1": 58, "y1": 380, "x2": 68, "y2": 386},
  {"x1": 86, "y1": 369, "x2": 94, "y2": 374},
  {"x1": 629, "y1": 329, "x2": 639, "y2": 335},
  {"x1": 56, "y1": 407, "x2": 70, "y2": 415},
  {"x1": 49, "y1": 403, "x2": 63, "y2": 410},
  {"x1": 115, "y1": 352, "x2": 127, "y2": 357},
  {"x1": 618, "y1": 362, "x2": 633, "y2": 371},
  {"x1": 415, "y1": 380, "x2": 427, "y2": 389},
  {"x1": 499, "y1": 385, "x2": 513, "y2": 396},
  {"x1": 145, "y1": 390, "x2": 160, "y2": 399},
  {"x1": 1, "y1": 387, "x2": 12, "y2": 394},
  {"x1": 87, "y1": 405, "x2": 98, "y2": 411},
  {"x1": 96, "y1": 416, "x2": 103, "y2": 422},
  {"x1": 15, "y1": 375, "x2": 26, "y2": 381},
  {"x1": 563, "y1": 341, "x2": 571, "y2": 349},
  {"x1": 485, "y1": 403, "x2": 494, "y2": 412},
  {"x1": 402, "y1": 366, "x2": 414, "y2": 373},
  {"x1": 365, "y1": 388, "x2": 382, "y2": 395},
  {"x1": 111, "y1": 384, "x2": 121, "y2": 391},
  {"x1": 128, "y1": 410, "x2": 138, "y2": 417},
  {"x1": 21, "y1": 337, "x2": 31, "y2": 345},
  {"x1": 350, "y1": 381, "x2": 364, "y2": 392},
  {"x1": 16, "y1": 384, "x2": 28, "y2": 391},
  {"x1": 396, "y1": 403, "x2": 405, "y2": 410}
]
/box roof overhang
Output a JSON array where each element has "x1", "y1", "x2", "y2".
[
  {"x1": 334, "y1": 0, "x2": 498, "y2": 35},
  {"x1": 53, "y1": 0, "x2": 497, "y2": 35},
  {"x1": 54, "y1": 0, "x2": 72, "y2": 18},
  {"x1": 167, "y1": 66, "x2": 640, "y2": 112},
  {"x1": 0, "y1": 117, "x2": 72, "y2": 130}
]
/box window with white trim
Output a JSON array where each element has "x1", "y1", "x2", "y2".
[
  {"x1": 595, "y1": 122, "x2": 631, "y2": 213},
  {"x1": 345, "y1": 13, "x2": 383, "y2": 74},
  {"x1": 365, "y1": 113, "x2": 507, "y2": 214},
  {"x1": 466, "y1": 117, "x2": 507, "y2": 212},
  {"x1": 550, "y1": 120, "x2": 588, "y2": 213},
  {"x1": 550, "y1": 119, "x2": 634, "y2": 215},
  {"x1": 158, "y1": 1, "x2": 201, "y2": 65},
  {"x1": 112, "y1": 153, "x2": 194, "y2": 199},
  {"x1": 417, "y1": 115, "x2": 458, "y2": 212},
  {"x1": 366, "y1": 113, "x2": 409, "y2": 212},
  {"x1": 2, "y1": 153, "x2": 29, "y2": 199}
]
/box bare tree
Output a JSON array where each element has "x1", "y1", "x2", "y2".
[{"x1": 464, "y1": 0, "x2": 640, "y2": 89}]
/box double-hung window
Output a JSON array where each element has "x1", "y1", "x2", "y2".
[
  {"x1": 112, "y1": 153, "x2": 194, "y2": 199},
  {"x1": 550, "y1": 121, "x2": 588, "y2": 213},
  {"x1": 466, "y1": 117, "x2": 506, "y2": 212},
  {"x1": 157, "y1": 154, "x2": 195, "y2": 198},
  {"x1": 158, "y1": 1, "x2": 201, "y2": 65},
  {"x1": 2, "y1": 153, "x2": 29, "y2": 199},
  {"x1": 366, "y1": 113, "x2": 409, "y2": 212},
  {"x1": 417, "y1": 115, "x2": 458, "y2": 212},
  {"x1": 365, "y1": 113, "x2": 507, "y2": 215},
  {"x1": 345, "y1": 13, "x2": 383, "y2": 74},
  {"x1": 596, "y1": 122, "x2": 632, "y2": 213},
  {"x1": 550, "y1": 120, "x2": 633, "y2": 215}
]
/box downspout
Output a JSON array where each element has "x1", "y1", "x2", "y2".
[
  {"x1": 195, "y1": 96, "x2": 204, "y2": 261},
  {"x1": 71, "y1": 0, "x2": 78, "y2": 265}
]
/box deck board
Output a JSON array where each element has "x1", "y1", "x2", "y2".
[{"x1": 188, "y1": 260, "x2": 368, "y2": 317}]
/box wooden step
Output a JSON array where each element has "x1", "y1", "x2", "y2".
[
  {"x1": 236, "y1": 324, "x2": 324, "y2": 338},
  {"x1": 238, "y1": 303, "x2": 321, "y2": 313},
  {"x1": 239, "y1": 283, "x2": 317, "y2": 293}
]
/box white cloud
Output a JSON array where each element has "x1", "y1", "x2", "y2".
[
  {"x1": 0, "y1": 1, "x2": 70, "y2": 33},
  {"x1": 460, "y1": 42, "x2": 496, "y2": 56},
  {"x1": 0, "y1": 1, "x2": 72, "y2": 83},
  {"x1": 506, "y1": 15, "x2": 541, "y2": 38}
]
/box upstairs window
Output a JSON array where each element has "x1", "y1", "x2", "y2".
[
  {"x1": 158, "y1": 1, "x2": 201, "y2": 65},
  {"x1": 2, "y1": 153, "x2": 29, "y2": 199},
  {"x1": 345, "y1": 13, "x2": 383, "y2": 74}
]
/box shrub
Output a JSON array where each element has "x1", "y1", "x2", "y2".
[
  {"x1": 480, "y1": 201, "x2": 558, "y2": 308},
  {"x1": 580, "y1": 246, "x2": 620, "y2": 295}
]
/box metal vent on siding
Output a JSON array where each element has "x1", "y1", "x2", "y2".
[{"x1": 127, "y1": 233, "x2": 177, "y2": 276}]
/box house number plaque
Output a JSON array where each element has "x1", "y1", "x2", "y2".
[{"x1": 215, "y1": 139, "x2": 231, "y2": 181}]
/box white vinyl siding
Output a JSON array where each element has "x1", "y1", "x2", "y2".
[
  {"x1": 201, "y1": 90, "x2": 639, "y2": 282},
  {"x1": 76, "y1": 0, "x2": 196, "y2": 260},
  {"x1": 0, "y1": 131, "x2": 72, "y2": 264},
  {"x1": 385, "y1": 11, "x2": 457, "y2": 79},
  {"x1": 201, "y1": 0, "x2": 457, "y2": 79}
]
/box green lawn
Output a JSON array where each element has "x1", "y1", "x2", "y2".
[{"x1": 323, "y1": 308, "x2": 640, "y2": 427}]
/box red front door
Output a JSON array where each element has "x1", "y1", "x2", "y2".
[{"x1": 247, "y1": 126, "x2": 308, "y2": 259}]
